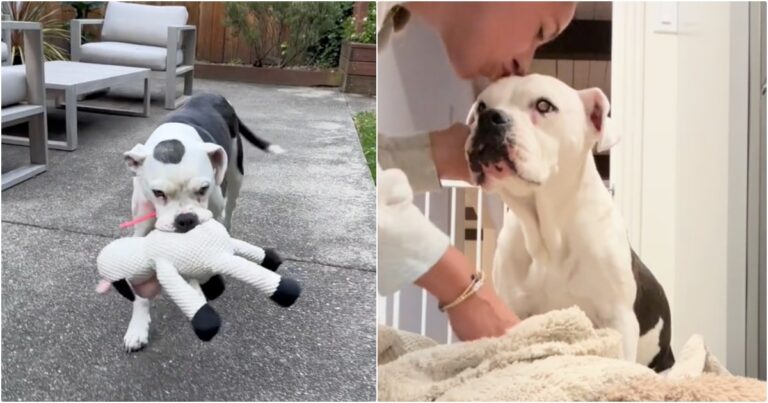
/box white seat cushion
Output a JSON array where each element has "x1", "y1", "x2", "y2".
[
  {"x1": 2, "y1": 42, "x2": 8, "y2": 62},
  {"x1": 79, "y1": 42, "x2": 183, "y2": 71},
  {"x1": 2, "y1": 65, "x2": 28, "y2": 107},
  {"x1": 101, "y1": 2, "x2": 188, "y2": 48}
]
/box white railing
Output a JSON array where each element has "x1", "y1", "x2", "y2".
[{"x1": 378, "y1": 180, "x2": 490, "y2": 343}]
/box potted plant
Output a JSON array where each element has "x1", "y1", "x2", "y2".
[{"x1": 2, "y1": 1, "x2": 69, "y2": 64}]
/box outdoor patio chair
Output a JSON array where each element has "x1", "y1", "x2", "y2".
[
  {"x1": 2, "y1": 14, "x2": 11, "y2": 66},
  {"x1": 70, "y1": 1, "x2": 196, "y2": 110},
  {"x1": 1, "y1": 21, "x2": 47, "y2": 190},
  {"x1": 1, "y1": 35, "x2": 8, "y2": 66}
]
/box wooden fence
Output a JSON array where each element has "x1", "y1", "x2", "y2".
[{"x1": 183, "y1": 2, "x2": 255, "y2": 65}]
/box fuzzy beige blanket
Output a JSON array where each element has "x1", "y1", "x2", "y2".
[{"x1": 378, "y1": 307, "x2": 766, "y2": 401}]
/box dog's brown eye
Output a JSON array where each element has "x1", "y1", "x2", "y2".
[
  {"x1": 534, "y1": 98, "x2": 557, "y2": 114},
  {"x1": 477, "y1": 101, "x2": 486, "y2": 114},
  {"x1": 152, "y1": 190, "x2": 166, "y2": 200},
  {"x1": 196, "y1": 186, "x2": 209, "y2": 196}
]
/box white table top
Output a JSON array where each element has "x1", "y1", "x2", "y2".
[{"x1": 43, "y1": 61, "x2": 150, "y2": 89}]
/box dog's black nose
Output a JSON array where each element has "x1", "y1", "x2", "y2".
[
  {"x1": 478, "y1": 108, "x2": 511, "y2": 130},
  {"x1": 174, "y1": 213, "x2": 199, "y2": 233},
  {"x1": 468, "y1": 108, "x2": 513, "y2": 175},
  {"x1": 474, "y1": 109, "x2": 512, "y2": 148}
]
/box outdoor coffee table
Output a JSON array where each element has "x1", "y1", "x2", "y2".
[{"x1": 2, "y1": 61, "x2": 151, "y2": 151}]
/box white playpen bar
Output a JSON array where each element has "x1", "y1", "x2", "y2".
[{"x1": 379, "y1": 181, "x2": 484, "y2": 344}]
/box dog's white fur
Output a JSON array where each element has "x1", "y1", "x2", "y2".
[
  {"x1": 467, "y1": 74, "x2": 651, "y2": 363},
  {"x1": 121, "y1": 122, "x2": 243, "y2": 351}
]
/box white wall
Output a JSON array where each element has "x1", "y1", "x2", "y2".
[
  {"x1": 674, "y1": 2, "x2": 750, "y2": 373},
  {"x1": 612, "y1": 2, "x2": 751, "y2": 373}
]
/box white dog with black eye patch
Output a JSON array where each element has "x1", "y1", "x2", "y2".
[
  {"x1": 118, "y1": 93, "x2": 283, "y2": 352},
  {"x1": 465, "y1": 74, "x2": 675, "y2": 372}
]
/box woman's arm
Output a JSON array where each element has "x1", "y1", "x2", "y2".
[
  {"x1": 378, "y1": 123, "x2": 472, "y2": 193},
  {"x1": 415, "y1": 246, "x2": 520, "y2": 341}
]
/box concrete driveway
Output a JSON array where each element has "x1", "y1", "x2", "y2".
[{"x1": 1, "y1": 79, "x2": 376, "y2": 401}]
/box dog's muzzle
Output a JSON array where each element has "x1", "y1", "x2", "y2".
[
  {"x1": 468, "y1": 109, "x2": 515, "y2": 183},
  {"x1": 174, "y1": 213, "x2": 200, "y2": 233}
]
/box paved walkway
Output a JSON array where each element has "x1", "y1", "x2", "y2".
[{"x1": 1, "y1": 80, "x2": 376, "y2": 401}]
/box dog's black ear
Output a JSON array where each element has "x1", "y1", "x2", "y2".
[
  {"x1": 578, "y1": 88, "x2": 618, "y2": 152},
  {"x1": 124, "y1": 144, "x2": 148, "y2": 173},
  {"x1": 200, "y1": 143, "x2": 228, "y2": 185}
]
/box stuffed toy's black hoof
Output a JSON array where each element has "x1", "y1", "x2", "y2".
[
  {"x1": 191, "y1": 304, "x2": 221, "y2": 341},
  {"x1": 270, "y1": 277, "x2": 301, "y2": 307},
  {"x1": 112, "y1": 279, "x2": 135, "y2": 301},
  {"x1": 262, "y1": 248, "x2": 283, "y2": 271},
  {"x1": 200, "y1": 275, "x2": 225, "y2": 300}
]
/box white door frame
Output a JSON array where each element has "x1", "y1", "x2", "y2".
[
  {"x1": 609, "y1": 2, "x2": 645, "y2": 250},
  {"x1": 746, "y1": 0, "x2": 766, "y2": 380}
]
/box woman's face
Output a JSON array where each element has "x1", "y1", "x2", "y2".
[{"x1": 408, "y1": 2, "x2": 576, "y2": 80}]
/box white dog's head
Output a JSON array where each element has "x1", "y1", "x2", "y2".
[
  {"x1": 465, "y1": 74, "x2": 618, "y2": 195},
  {"x1": 124, "y1": 123, "x2": 228, "y2": 233}
]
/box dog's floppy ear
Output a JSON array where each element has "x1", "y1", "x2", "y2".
[
  {"x1": 124, "y1": 144, "x2": 148, "y2": 173},
  {"x1": 200, "y1": 143, "x2": 228, "y2": 185},
  {"x1": 465, "y1": 100, "x2": 479, "y2": 126},
  {"x1": 578, "y1": 88, "x2": 619, "y2": 152}
]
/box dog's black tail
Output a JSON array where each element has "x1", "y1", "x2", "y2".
[{"x1": 237, "y1": 117, "x2": 285, "y2": 154}]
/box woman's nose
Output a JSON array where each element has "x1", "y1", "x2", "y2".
[{"x1": 513, "y1": 47, "x2": 536, "y2": 76}]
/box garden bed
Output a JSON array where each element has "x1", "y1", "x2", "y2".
[
  {"x1": 340, "y1": 41, "x2": 376, "y2": 95},
  {"x1": 194, "y1": 62, "x2": 342, "y2": 87}
]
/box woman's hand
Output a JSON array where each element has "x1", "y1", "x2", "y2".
[
  {"x1": 416, "y1": 246, "x2": 520, "y2": 341},
  {"x1": 430, "y1": 123, "x2": 472, "y2": 183},
  {"x1": 446, "y1": 282, "x2": 519, "y2": 341}
]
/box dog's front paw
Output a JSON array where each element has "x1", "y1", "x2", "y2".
[{"x1": 123, "y1": 324, "x2": 149, "y2": 352}]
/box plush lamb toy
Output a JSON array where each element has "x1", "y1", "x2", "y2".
[{"x1": 96, "y1": 219, "x2": 300, "y2": 341}]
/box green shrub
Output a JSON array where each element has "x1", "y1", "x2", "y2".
[
  {"x1": 224, "y1": 2, "x2": 348, "y2": 68},
  {"x1": 354, "y1": 111, "x2": 376, "y2": 181},
  {"x1": 343, "y1": 2, "x2": 375, "y2": 44},
  {"x1": 63, "y1": 2, "x2": 105, "y2": 44},
  {"x1": 63, "y1": 2, "x2": 104, "y2": 19},
  {"x1": 304, "y1": 2, "x2": 354, "y2": 68}
]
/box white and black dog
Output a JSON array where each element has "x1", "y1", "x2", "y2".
[
  {"x1": 465, "y1": 75, "x2": 674, "y2": 372},
  {"x1": 119, "y1": 93, "x2": 283, "y2": 351}
]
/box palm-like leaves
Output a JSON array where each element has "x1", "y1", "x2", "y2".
[{"x1": 3, "y1": 2, "x2": 69, "y2": 64}]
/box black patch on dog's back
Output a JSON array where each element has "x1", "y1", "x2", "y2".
[
  {"x1": 164, "y1": 93, "x2": 235, "y2": 162},
  {"x1": 153, "y1": 139, "x2": 185, "y2": 164},
  {"x1": 631, "y1": 248, "x2": 675, "y2": 372}
]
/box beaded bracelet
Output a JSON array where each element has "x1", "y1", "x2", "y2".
[{"x1": 438, "y1": 271, "x2": 485, "y2": 312}]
